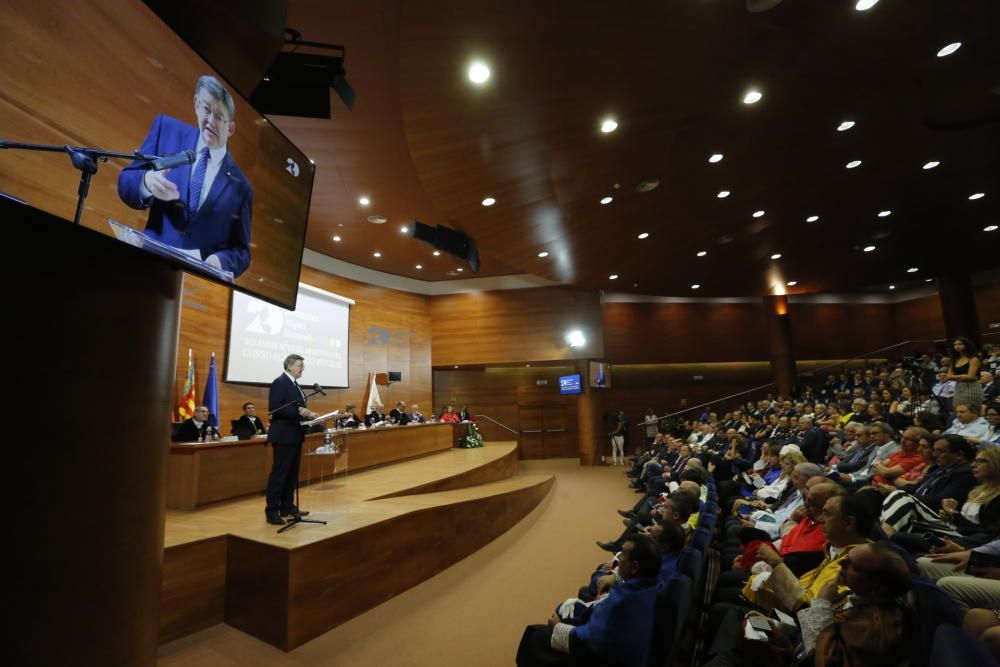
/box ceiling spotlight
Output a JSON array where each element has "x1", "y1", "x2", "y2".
[
  {"x1": 400, "y1": 225, "x2": 408, "y2": 233},
  {"x1": 691, "y1": 284, "x2": 700, "y2": 289},
  {"x1": 609, "y1": 274, "x2": 619, "y2": 280},
  {"x1": 367, "y1": 215, "x2": 387, "y2": 224},
  {"x1": 481, "y1": 197, "x2": 496, "y2": 207},
  {"x1": 332, "y1": 235, "x2": 341, "y2": 242},
  {"x1": 806, "y1": 215, "x2": 820, "y2": 222},
  {"x1": 697, "y1": 250, "x2": 708, "y2": 257},
  {"x1": 937, "y1": 42, "x2": 962, "y2": 57},
  {"x1": 358, "y1": 196, "x2": 370, "y2": 206},
  {"x1": 538, "y1": 251, "x2": 549, "y2": 258},
  {"x1": 709, "y1": 153, "x2": 724, "y2": 163},
  {"x1": 454, "y1": 365, "x2": 459, "y2": 369},
  {"x1": 565, "y1": 330, "x2": 586, "y2": 348},
  {"x1": 717, "y1": 190, "x2": 731, "y2": 198},
  {"x1": 846, "y1": 160, "x2": 862, "y2": 169},
  {"x1": 637, "y1": 232, "x2": 649, "y2": 239},
  {"x1": 600, "y1": 196, "x2": 614, "y2": 205},
  {"x1": 985, "y1": 225, "x2": 999, "y2": 232},
  {"x1": 753, "y1": 210, "x2": 765, "y2": 218},
  {"x1": 373, "y1": 251, "x2": 381, "y2": 258},
  {"x1": 907, "y1": 267, "x2": 919, "y2": 273},
  {"x1": 415, "y1": 264, "x2": 423, "y2": 269},
  {"x1": 969, "y1": 193, "x2": 985, "y2": 200},
  {"x1": 770, "y1": 253, "x2": 782, "y2": 260},
  {"x1": 456, "y1": 268, "x2": 464, "y2": 272},
  {"x1": 468, "y1": 61, "x2": 490, "y2": 84},
  {"x1": 837, "y1": 121, "x2": 855, "y2": 132},
  {"x1": 922, "y1": 161, "x2": 940, "y2": 170},
  {"x1": 878, "y1": 210, "x2": 892, "y2": 217},
  {"x1": 863, "y1": 245, "x2": 876, "y2": 252},
  {"x1": 433, "y1": 250, "x2": 441, "y2": 256},
  {"x1": 855, "y1": 0, "x2": 879, "y2": 10},
  {"x1": 787, "y1": 281, "x2": 797, "y2": 286},
  {"x1": 600, "y1": 118, "x2": 618, "y2": 133},
  {"x1": 743, "y1": 89, "x2": 762, "y2": 104},
  {"x1": 889, "y1": 285, "x2": 896, "y2": 290},
  {"x1": 925, "y1": 278, "x2": 934, "y2": 283}
]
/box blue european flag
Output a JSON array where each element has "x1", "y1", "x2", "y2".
[{"x1": 204, "y1": 353, "x2": 220, "y2": 428}]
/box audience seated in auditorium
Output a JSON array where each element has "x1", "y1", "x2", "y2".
[{"x1": 918, "y1": 540, "x2": 1000, "y2": 614}]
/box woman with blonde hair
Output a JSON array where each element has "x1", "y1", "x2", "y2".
[{"x1": 887, "y1": 446, "x2": 1000, "y2": 554}]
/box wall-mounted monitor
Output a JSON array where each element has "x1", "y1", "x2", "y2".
[
  {"x1": 0, "y1": 3, "x2": 313, "y2": 309},
  {"x1": 589, "y1": 361, "x2": 612, "y2": 388},
  {"x1": 559, "y1": 374, "x2": 583, "y2": 395}
]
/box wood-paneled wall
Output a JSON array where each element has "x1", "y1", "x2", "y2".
[
  {"x1": 175, "y1": 266, "x2": 432, "y2": 431},
  {"x1": 430, "y1": 287, "x2": 603, "y2": 366}
]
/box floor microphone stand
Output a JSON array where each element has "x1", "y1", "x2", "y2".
[{"x1": 278, "y1": 388, "x2": 328, "y2": 533}]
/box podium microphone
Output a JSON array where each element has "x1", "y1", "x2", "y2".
[
  {"x1": 148, "y1": 150, "x2": 195, "y2": 171},
  {"x1": 313, "y1": 383, "x2": 327, "y2": 396}
]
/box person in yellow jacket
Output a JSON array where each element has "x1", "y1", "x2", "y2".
[{"x1": 741, "y1": 493, "x2": 875, "y2": 614}]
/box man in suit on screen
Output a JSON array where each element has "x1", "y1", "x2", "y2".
[
  {"x1": 264, "y1": 354, "x2": 317, "y2": 525},
  {"x1": 117, "y1": 75, "x2": 252, "y2": 277}
]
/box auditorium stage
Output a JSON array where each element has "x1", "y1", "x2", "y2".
[{"x1": 160, "y1": 442, "x2": 554, "y2": 651}]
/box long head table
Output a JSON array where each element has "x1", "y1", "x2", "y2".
[{"x1": 166, "y1": 422, "x2": 469, "y2": 510}]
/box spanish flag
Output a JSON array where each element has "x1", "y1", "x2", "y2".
[{"x1": 177, "y1": 349, "x2": 197, "y2": 420}]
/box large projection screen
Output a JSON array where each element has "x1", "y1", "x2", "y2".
[{"x1": 226, "y1": 283, "x2": 353, "y2": 387}]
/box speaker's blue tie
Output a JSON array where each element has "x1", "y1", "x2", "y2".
[{"x1": 188, "y1": 147, "x2": 211, "y2": 214}]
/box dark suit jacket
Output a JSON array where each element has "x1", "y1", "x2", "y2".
[
  {"x1": 340, "y1": 413, "x2": 362, "y2": 429},
  {"x1": 389, "y1": 408, "x2": 411, "y2": 425},
  {"x1": 913, "y1": 462, "x2": 977, "y2": 510},
  {"x1": 173, "y1": 418, "x2": 209, "y2": 442},
  {"x1": 234, "y1": 414, "x2": 267, "y2": 438},
  {"x1": 267, "y1": 374, "x2": 306, "y2": 447},
  {"x1": 117, "y1": 114, "x2": 253, "y2": 277},
  {"x1": 801, "y1": 428, "x2": 829, "y2": 465},
  {"x1": 366, "y1": 410, "x2": 385, "y2": 426}
]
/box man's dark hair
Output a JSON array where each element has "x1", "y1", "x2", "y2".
[
  {"x1": 242, "y1": 401, "x2": 254, "y2": 410},
  {"x1": 283, "y1": 354, "x2": 304, "y2": 370},
  {"x1": 679, "y1": 467, "x2": 707, "y2": 485},
  {"x1": 658, "y1": 519, "x2": 686, "y2": 553},
  {"x1": 669, "y1": 491, "x2": 699, "y2": 522},
  {"x1": 837, "y1": 494, "x2": 875, "y2": 538},
  {"x1": 938, "y1": 434, "x2": 975, "y2": 461},
  {"x1": 624, "y1": 534, "x2": 662, "y2": 579}
]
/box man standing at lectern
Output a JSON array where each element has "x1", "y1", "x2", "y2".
[
  {"x1": 265, "y1": 354, "x2": 317, "y2": 525},
  {"x1": 117, "y1": 75, "x2": 253, "y2": 278}
]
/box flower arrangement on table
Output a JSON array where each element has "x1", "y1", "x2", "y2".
[{"x1": 460, "y1": 422, "x2": 485, "y2": 448}]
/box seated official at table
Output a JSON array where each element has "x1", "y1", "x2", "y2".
[
  {"x1": 390, "y1": 401, "x2": 411, "y2": 425},
  {"x1": 366, "y1": 403, "x2": 387, "y2": 426},
  {"x1": 440, "y1": 405, "x2": 460, "y2": 423},
  {"x1": 233, "y1": 401, "x2": 267, "y2": 439},
  {"x1": 409, "y1": 404, "x2": 426, "y2": 423},
  {"x1": 174, "y1": 405, "x2": 216, "y2": 442},
  {"x1": 339, "y1": 403, "x2": 362, "y2": 429}
]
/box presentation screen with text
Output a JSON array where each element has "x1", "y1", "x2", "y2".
[{"x1": 226, "y1": 284, "x2": 352, "y2": 387}]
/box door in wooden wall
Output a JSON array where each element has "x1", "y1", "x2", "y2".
[
  {"x1": 519, "y1": 405, "x2": 545, "y2": 459},
  {"x1": 542, "y1": 405, "x2": 575, "y2": 458}
]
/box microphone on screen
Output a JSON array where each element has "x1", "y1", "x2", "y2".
[
  {"x1": 148, "y1": 150, "x2": 195, "y2": 171},
  {"x1": 313, "y1": 383, "x2": 326, "y2": 396}
]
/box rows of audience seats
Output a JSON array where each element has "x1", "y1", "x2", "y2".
[{"x1": 516, "y1": 346, "x2": 1000, "y2": 667}]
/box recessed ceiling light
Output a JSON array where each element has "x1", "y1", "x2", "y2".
[
  {"x1": 358, "y1": 196, "x2": 370, "y2": 206},
  {"x1": 925, "y1": 278, "x2": 934, "y2": 283},
  {"x1": 787, "y1": 281, "x2": 798, "y2": 286},
  {"x1": 415, "y1": 264, "x2": 422, "y2": 269},
  {"x1": 889, "y1": 285, "x2": 896, "y2": 290},
  {"x1": 468, "y1": 61, "x2": 490, "y2": 84},
  {"x1": 753, "y1": 210, "x2": 765, "y2": 218},
  {"x1": 937, "y1": 42, "x2": 962, "y2": 57},
  {"x1": 846, "y1": 160, "x2": 862, "y2": 169},
  {"x1": 400, "y1": 225, "x2": 408, "y2": 233},
  {"x1": 481, "y1": 197, "x2": 496, "y2": 206},
  {"x1": 609, "y1": 274, "x2": 619, "y2": 280},
  {"x1": 969, "y1": 193, "x2": 985, "y2": 200},
  {"x1": 907, "y1": 267, "x2": 919, "y2": 273},
  {"x1": 454, "y1": 365, "x2": 459, "y2": 369},
  {"x1": 922, "y1": 161, "x2": 940, "y2": 170},
  {"x1": 525, "y1": 364, "x2": 531, "y2": 367},
  {"x1": 373, "y1": 251, "x2": 381, "y2": 258},
  {"x1": 863, "y1": 245, "x2": 877, "y2": 252},
  {"x1": 709, "y1": 153, "x2": 724, "y2": 163},
  {"x1": 806, "y1": 215, "x2": 820, "y2": 222},
  {"x1": 367, "y1": 215, "x2": 387, "y2": 224},
  {"x1": 538, "y1": 251, "x2": 549, "y2": 258},
  {"x1": 770, "y1": 253, "x2": 782, "y2": 260},
  {"x1": 332, "y1": 235, "x2": 341, "y2": 242},
  {"x1": 433, "y1": 250, "x2": 441, "y2": 256},
  {"x1": 717, "y1": 190, "x2": 730, "y2": 198},
  {"x1": 600, "y1": 118, "x2": 618, "y2": 133},
  {"x1": 837, "y1": 121, "x2": 855, "y2": 132},
  {"x1": 691, "y1": 284, "x2": 700, "y2": 289},
  {"x1": 637, "y1": 232, "x2": 649, "y2": 239},
  {"x1": 878, "y1": 210, "x2": 892, "y2": 217},
  {"x1": 743, "y1": 89, "x2": 762, "y2": 104},
  {"x1": 600, "y1": 196, "x2": 613, "y2": 205},
  {"x1": 456, "y1": 267, "x2": 463, "y2": 272},
  {"x1": 855, "y1": 0, "x2": 879, "y2": 10},
  {"x1": 697, "y1": 250, "x2": 708, "y2": 257},
  {"x1": 985, "y1": 225, "x2": 999, "y2": 232}
]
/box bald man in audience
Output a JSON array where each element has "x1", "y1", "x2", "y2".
[{"x1": 173, "y1": 405, "x2": 215, "y2": 442}]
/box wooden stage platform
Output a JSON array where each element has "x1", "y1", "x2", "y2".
[{"x1": 160, "y1": 442, "x2": 553, "y2": 651}]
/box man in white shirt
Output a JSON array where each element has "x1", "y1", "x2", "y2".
[
  {"x1": 943, "y1": 403, "x2": 991, "y2": 442},
  {"x1": 932, "y1": 371, "x2": 957, "y2": 399}
]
